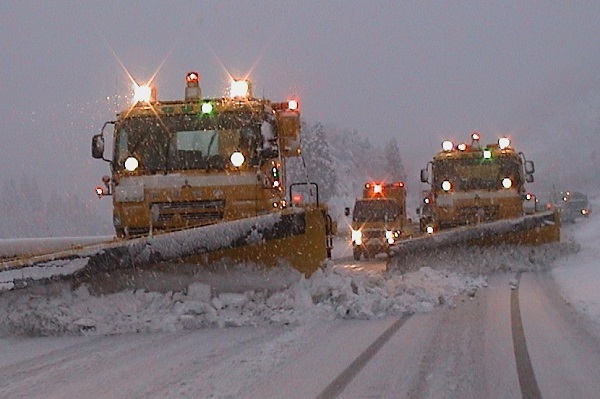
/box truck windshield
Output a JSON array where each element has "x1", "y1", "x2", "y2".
[
  {"x1": 353, "y1": 199, "x2": 401, "y2": 222},
  {"x1": 432, "y1": 155, "x2": 522, "y2": 191},
  {"x1": 113, "y1": 113, "x2": 269, "y2": 173}
]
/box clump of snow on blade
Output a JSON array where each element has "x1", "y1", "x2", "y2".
[{"x1": 0, "y1": 241, "x2": 578, "y2": 337}]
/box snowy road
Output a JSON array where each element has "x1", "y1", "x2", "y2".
[
  {"x1": 1, "y1": 220, "x2": 600, "y2": 398},
  {"x1": 243, "y1": 272, "x2": 600, "y2": 398},
  {"x1": 1, "y1": 262, "x2": 600, "y2": 397}
]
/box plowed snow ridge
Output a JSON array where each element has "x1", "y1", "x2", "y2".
[{"x1": 0, "y1": 241, "x2": 578, "y2": 336}]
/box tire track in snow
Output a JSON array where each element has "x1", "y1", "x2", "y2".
[
  {"x1": 314, "y1": 315, "x2": 411, "y2": 399},
  {"x1": 511, "y1": 272, "x2": 542, "y2": 399}
]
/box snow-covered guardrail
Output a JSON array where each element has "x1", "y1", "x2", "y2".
[{"x1": 0, "y1": 236, "x2": 114, "y2": 258}]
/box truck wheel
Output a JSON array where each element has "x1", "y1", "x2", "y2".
[{"x1": 353, "y1": 248, "x2": 361, "y2": 261}]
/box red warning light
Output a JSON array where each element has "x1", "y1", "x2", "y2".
[{"x1": 186, "y1": 72, "x2": 199, "y2": 83}]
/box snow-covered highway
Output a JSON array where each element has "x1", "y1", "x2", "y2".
[{"x1": 0, "y1": 215, "x2": 599, "y2": 398}]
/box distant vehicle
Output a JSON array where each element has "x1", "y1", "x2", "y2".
[
  {"x1": 555, "y1": 191, "x2": 591, "y2": 223},
  {"x1": 345, "y1": 182, "x2": 411, "y2": 260}
]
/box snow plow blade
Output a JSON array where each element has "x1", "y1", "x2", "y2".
[
  {"x1": 391, "y1": 210, "x2": 559, "y2": 255},
  {"x1": 0, "y1": 206, "x2": 332, "y2": 292}
]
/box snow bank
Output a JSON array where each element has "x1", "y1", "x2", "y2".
[
  {"x1": 0, "y1": 239, "x2": 579, "y2": 337},
  {"x1": 0, "y1": 261, "x2": 487, "y2": 337},
  {"x1": 553, "y1": 211, "x2": 600, "y2": 326}
]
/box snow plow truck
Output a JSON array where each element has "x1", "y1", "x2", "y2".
[
  {"x1": 413, "y1": 132, "x2": 559, "y2": 248},
  {"x1": 345, "y1": 182, "x2": 413, "y2": 260},
  {"x1": 0, "y1": 71, "x2": 335, "y2": 291}
]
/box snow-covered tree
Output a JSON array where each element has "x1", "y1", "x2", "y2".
[
  {"x1": 382, "y1": 138, "x2": 407, "y2": 183},
  {"x1": 286, "y1": 121, "x2": 338, "y2": 202}
]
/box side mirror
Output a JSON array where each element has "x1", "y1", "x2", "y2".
[
  {"x1": 276, "y1": 112, "x2": 300, "y2": 157},
  {"x1": 525, "y1": 160, "x2": 535, "y2": 174},
  {"x1": 526, "y1": 174, "x2": 534, "y2": 183},
  {"x1": 92, "y1": 134, "x2": 105, "y2": 159},
  {"x1": 344, "y1": 207, "x2": 350, "y2": 217},
  {"x1": 420, "y1": 168, "x2": 429, "y2": 183}
]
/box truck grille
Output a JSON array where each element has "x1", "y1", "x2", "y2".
[
  {"x1": 362, "y1": 230, "x2": 385, "y2": 239},
  {"x1": 153, "y1": 200, "x2": 225, "y2": 224},
  {"x1": 457, "y1": 205, "x2": 499, "y2": 222}
]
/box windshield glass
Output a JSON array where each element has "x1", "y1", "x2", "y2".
[
  {"x1": 113, "y1": 113, "x2": 270, "y2": 172},
  {"x1": 353, "y1": 199, "x2": 401, "y2": 222},
  {"x1": 432, "y1": 155, "x2": 522, "y2": 191}
]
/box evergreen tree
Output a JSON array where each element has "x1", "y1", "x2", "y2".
[
  {"x1": 382, "y1": 138, "x2": 407, "y2": 183},
  {"x1": 287, "y1": 121, "x2": 338, "y2": 202}
]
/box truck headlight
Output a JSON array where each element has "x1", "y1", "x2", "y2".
[
  {"x1": 230, "y1": 151, "x2": 245, "y2": 167},
  {"x1": 385, "y1": 230, "x2": 396, "y2": 244},
  {"x1": 351, "y1": 229, "x2": 362, "y2": 245},
  {"x1": 124, "y1": 156, "x2": 139, "y2": 172}
]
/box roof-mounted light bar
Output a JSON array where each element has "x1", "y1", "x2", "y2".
[
  {"x1": 230, "y1": 79, "x2": 252, "y2": 98},
  {"x1": 287, "y1": 99, "x2": 299, "y2": 110},
  {"x1": 133, "y1": 83, "x2": 156, "y2": 104},
  {"x1": 272, "y1": 99, "x2": 300, "y2": 112},
  {"x1": 498, "y1": 137, "x2": 510, "y2": 150}
]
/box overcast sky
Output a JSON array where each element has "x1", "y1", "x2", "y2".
[{"x1": 2, "y1": 1, "x2": 600, "y2": 208}]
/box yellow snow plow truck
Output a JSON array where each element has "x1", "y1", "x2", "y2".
[
  {"x1": 86, "y1": 71, "x2": 334, "y2": 277},
  {"x1": 415, "y1": 132, "x2": 559, "y2": 247},
  {"x1": 345, "y1": 182, "x2": 412, "y2": 260}
]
